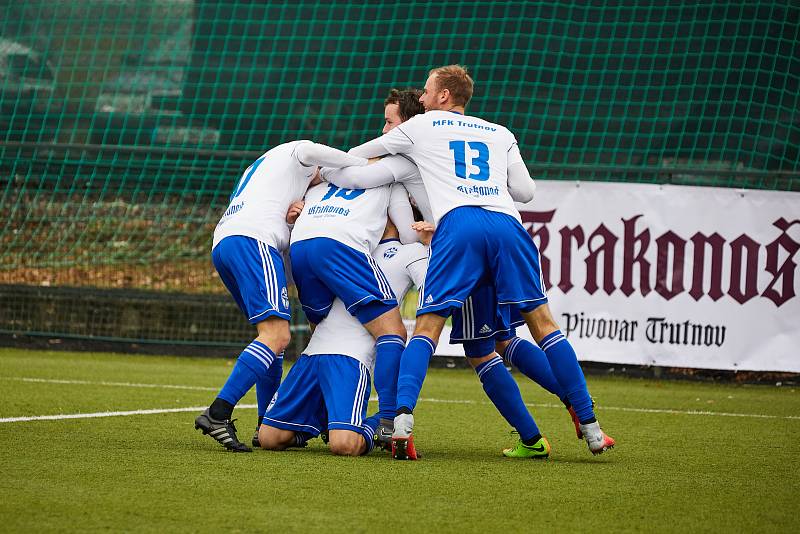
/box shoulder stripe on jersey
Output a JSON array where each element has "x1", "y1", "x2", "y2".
[{"x1": 395, "y1": 126, "x2": 414, "y2": 144}]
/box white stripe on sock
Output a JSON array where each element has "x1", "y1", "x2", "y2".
[
  {"x1": 413, "y1": 336, "x2": 436, "y2": 354},
  {"x1": 541, "y1": 333, "x2": 566, "y2": 352},
  {"x1": 477, "y1": 356, "x2": 504, "y2": 380}
]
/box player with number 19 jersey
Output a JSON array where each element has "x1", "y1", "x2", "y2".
[
  {"x1": 262, "y1": 237, "x2": 428, "y2": 452},
  {"x1": 289, "y1": 181, "x2": 413, "y2": 325},
  {"x1": 291, "y1": 181, "x2": 411, "y2": 254}
]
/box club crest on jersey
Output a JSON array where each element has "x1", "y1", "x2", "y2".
[
  {"x1": 281, "y1": 287, "x2": 289, "y2": 309},
  {"x1": 383, "y1": 246, "x2": 398, "y2": 259}
]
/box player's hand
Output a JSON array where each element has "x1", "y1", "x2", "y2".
[
  {"x1": 309, "y1": 167, "x2": 323, "y2": 186},
  {"x1": 286, "y1": 201, "x2": 305, "y2": 224},
  {"x1": 412, "y1": 221, "x2": 435, "y2": 246}
]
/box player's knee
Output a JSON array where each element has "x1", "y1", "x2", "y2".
[
  {"x1": 413, "y1": 313, "x2": 446, "y2": 341},
  {"x1": 494, "y1": 338, "x2": 512, "y2": 357},
  {"x1": 466, "y1": 354, "x2": 496, "y2": 369},
  {"x1": 392, "y1": 327, "x2": 408, "y2": 343},
  {"x1": 522, "y1": 305, "x2": 560, "y2": 341},
  {"x1": 364, "y1": 306, "x2": 405, "y2": 337},
  {"x1": 328, "y1": 432, "x2": 364, "y2": 456},
  {"x1": 256, "y1": 321, "x2": 291, "y2": 354},
  {"x1": 259, "y1": 425, "x2": 293, "y2": 450}
]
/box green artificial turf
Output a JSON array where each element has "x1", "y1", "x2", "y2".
[{"x1": 1, "y1": 348, "x2": 797, "y2": 532}]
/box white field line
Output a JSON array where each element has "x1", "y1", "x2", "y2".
[
  {"x1": 416, "y1": 398, "x2": 800, "y2": 421},
  {"x1": 0, "y1": 405, "x2": 255, "y2": 423},
  {"x1": 4, "y1": 377, "x2": 217, "y2": 391},
  {"x1": 1, "y1": 377, "x2": 798, "y2": 423}
]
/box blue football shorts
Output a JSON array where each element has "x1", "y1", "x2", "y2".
[
  {"x1": 212, "y1": 235, "x2": 290, "y2": 323},
  {"x1": 290, "y1": 237, "x2": 397, "y2": 324},
  {"x1": 418, "y1": 206, "x2": 548, "y2": 318},
  {"x1": 262, "y1": 354, "x2": 372, "y2": 436},
  {"x1": 450, "y1": 282, "x2": 527, "y2": 357}
]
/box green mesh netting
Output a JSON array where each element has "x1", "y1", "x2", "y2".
[{"x1": 0, "y1": 0, "x2": 798, "y2": 344}]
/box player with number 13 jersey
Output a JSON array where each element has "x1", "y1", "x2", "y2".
[{"x1": 360, "y1": 110, "x2": 525, "y2": 226}]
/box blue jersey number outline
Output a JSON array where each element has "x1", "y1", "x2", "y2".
[
  {"x1": 449, "y1": 140, "x2": 490, "y2": 181},
  {"x1": 230, "y1": 155, "x2": 266, "y2": 201},
  {"x1": 319, "y1": 183, "x2": 365, "y2": 201}
]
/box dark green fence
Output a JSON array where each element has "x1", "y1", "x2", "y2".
[{"x1": 1, "y1": 1, "x2": 798, "y2": 347}]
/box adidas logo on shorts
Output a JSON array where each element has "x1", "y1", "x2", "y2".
[
  {"x1": 425, "y1": 294, "x2": 434, "y2": 304},
  {"x1": 479, "y1": 324, "x2": 492, "y2": 334}
]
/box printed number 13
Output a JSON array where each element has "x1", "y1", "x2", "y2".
[{"x1": 449, "y1": 140, "x2": 490, "y2": 181}]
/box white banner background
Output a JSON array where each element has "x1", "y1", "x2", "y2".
[{"x1": 434, "y1": 181, "x2": 800, "y2": 372}]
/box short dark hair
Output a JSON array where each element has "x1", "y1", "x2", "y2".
[
  {"x1": 384, "y1": 88, "x2": 425, "y2": 121},
  {"x1": 428, "y1": 64, "x2": 474, "y2": 107}
]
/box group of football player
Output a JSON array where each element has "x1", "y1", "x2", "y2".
[{"x1": 194, "y1": 65, "x2": 615, "y2": 460}]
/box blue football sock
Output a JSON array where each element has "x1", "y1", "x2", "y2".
[
  {"x1": 256, "y1": 355, "x2": 283, "y2": 425},
  {"x1": 475, "y1": 355, "x2": 540, "y2": 442},
  {"x1": 373, "y1": 335, "x2": 405, "y2": 419},
  {"x1": 395, "y1": 335, "x2": 436, "y2": 412},
  {"x1": 360, "y1": 414, "x2": 380, "y2": 454},
  {"x1": 502, "y1": 337, "x2": 566, "y2": 402},
  {"x1": 217, "y1": 340, "x2": 276, "y2": 408},
  {"x1": 540, "y1": 331, "x2": 595, "y2": 423}
]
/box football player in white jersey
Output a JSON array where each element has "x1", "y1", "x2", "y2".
[
  {"x1": 348, "y1": 65, "x2": 615, "y2": 459},
  {"x1": 329, "y1": 88, "x2": 584, "y2": 459},
  {"x1": 194, "y1": 141, "x2": 367, "y2": 452},
  {"x1": 260, "y1": 217, "x2": 428, "y2": 456},
  {"x1": 289, "y1": 159, "x2": 417, "y2": 432}
]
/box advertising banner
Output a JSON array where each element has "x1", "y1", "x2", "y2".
[{"x1": 435, "y1": 181, "x2": 800, "y2": 372}]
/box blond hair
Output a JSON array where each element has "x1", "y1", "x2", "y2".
[{"x1": 428, "y1": 64, "x2": 474, "y2": 107}]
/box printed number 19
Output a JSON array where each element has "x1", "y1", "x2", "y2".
[
  {"x1": 320, "y1": 183, "x2": 365, "y2": 201},
  {"x1": 449, "y1": 140, "x2": 490, "y2": 181}
]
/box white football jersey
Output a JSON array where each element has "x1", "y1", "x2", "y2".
[
  {"x1": 290, "y1": 181, "x2": 397, "y2": 254},
  {"x1": 381, "y1": 155, "x2": 434, "y2": 223},
  {"x1": 212, "y1": 141, "x2": 316, "y2": 251},
  {"x1": 303, "y1": 239, "x2": 428, "y2": 371},
  {"x1": 376, "y1": 110, "x2": 522, "y2": 225}
]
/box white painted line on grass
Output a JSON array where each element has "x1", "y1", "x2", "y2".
[
  {"x1": 415, "y1": 397, "x2": 800, "y2": 421},
  {"x1": 3, "y1": 376, "x2": 798, "y2": 423},
  {"x1": 0, "y1": 404, "x2": 257, "y2": 423},
  {"x1": 2, "y1": 377, "x2": 217, "y2": 391}
]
